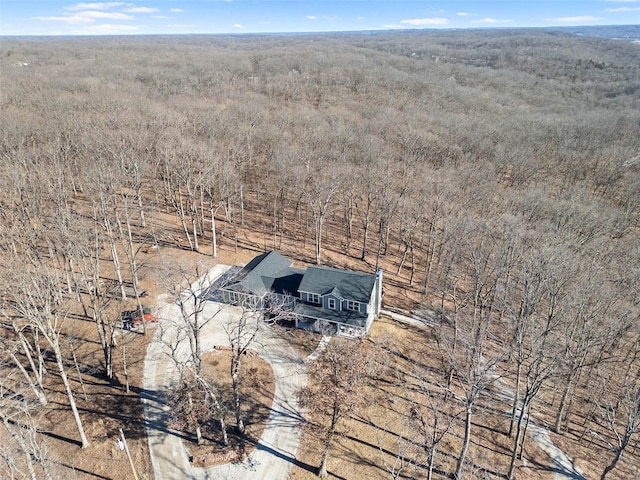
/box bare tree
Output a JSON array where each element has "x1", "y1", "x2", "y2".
[
  {"x1": 0, "y1": 367, "x2": 53, "y2": 480},
  {"x1": 298, "y1": 339, "x2": 382, "y2": 478},
  {"x1": 224, "y1": 300, "x2": 261, "y2": 436},
  {"x1": 440, "y1": 313, "x2": 502, "y2": 480},
  {"x1": 73, "y1": 225, "x2": 121, "y2": 379},
  {"x1": 353, "y1": 167, "x2": 380, "y2": 262},
  {"x1": 376, "y1": 414, "x2": 421, "y2": 480},
  {"x1": 9, "y1": 264, "x2": 90, "y2": 448},
  {"x1": 0, "y1": 333, "x2": 48, "y2": 407},
  {"x1": 168, "y1": 369, "x2": 228, "y2": 446},
  {"x1": 597, "y1": 356, "x2": 640, "y2": 480},
  {"x1": 163, "y1": 260, "x2": 220, "y2": 375},
  {"x1": 553, "y1": 266, "x2": 628, "y2": 434},
  {"x1": 409, "y1": 384, "x2": 456, "y2": 480},
  {"x1": 224, "y1": 293, "x2": 290, "y2": 437},
  {"x1": 161, "y1": 261, "x2": 229, "y2": 446},
  {"x1": 299, "y1": 159, "x2": 344, "y2": 265}
]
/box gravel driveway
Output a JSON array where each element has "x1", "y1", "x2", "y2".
[{"x1": 142, "y1": 264, "x2": 307, "y2": 480}]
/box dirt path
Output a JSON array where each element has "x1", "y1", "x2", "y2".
[
  {"x1": 488, "y1": 373, "x2": 586, "y2": 480},
  {"x1": 382, "y1": 311, "x2": 586, "y2": 480},
  {"x1": 142, "y1": 264, "x2": 307, "y2": 480}
]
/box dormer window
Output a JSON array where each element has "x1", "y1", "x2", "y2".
[
  {"x1": 308, "y1": 293, "x2": 320, "y2": 304},
  {"x1": 328, "y1": 298, "x2": 336, "y2": 310},
  {"x1": 346, "y1": 300, "x2": 360, "y2": 312}
]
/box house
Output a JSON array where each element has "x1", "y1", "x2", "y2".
[{"x1": 219, "y1": 251, "x2": 383, "y2": 337}]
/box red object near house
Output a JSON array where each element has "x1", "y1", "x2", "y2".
[
  {"x1": 134, "y1": 312, "x2": 157, "y2": 326},
  {"x1": 122, "y1": 307, "x2": 158, "y2": 329}
]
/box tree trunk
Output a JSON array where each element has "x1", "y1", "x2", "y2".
[
  {"x1": 318, "y1": 451, "x2": 329, "y2": 479},
  {"x1": 210, "y1": 204, "x2": 218, "y2": 258},
  {"x1": 507, "y1": 395, "x2": 528, "y2": 480},
  {"x1": 427, "y1": 447, "x2": 436, "y2": 480},
  {"x1": 318, "y1": 418, "x2": 335, "y2": 477},
  {"x1": 601, "y1": 444, "x2": 626, "y2": 480},
  {"x1": 454, "y1": 406, "x2": 472, "y2": 479},
  {"x1": 422, "y1": 223, "x2": 436, "y2": 293},
  {"x1": 192, "y1": 215, "x2": 199, "y2": 252},
  {"x1": 344, "y1": 197, "x2": 353, "y2": 253},
  {"x1": 16, "y1": 328, "x2": 47, "y2": 393},
  {"x1": 199, "y1": 187, "x2": 206, "y2": 235},
  {"x1": 231, "y1": 355, "x2": 245, "y2": 435},
  {"x1": 71, "y1": 342, "x2": 88, "y2": 402},
  {"x1": 315, "y1": 217, "x2": 323, "y2": 265},
  {"x1": 33, "y1": 330, "x2": 47, "y2": 380},
  {"x1": 519, "y1": 403, "x2": 533, "y2": 459},
  {"x1": 177, "y1": 196, "x2": 194, "y2": 250},
  {"x1": 554, "y1": 370, "x2": 575, "y2": 433},
  {"x1": 121, "y1": 200, "x2": 147, "y2": 335},
  {"x1": 110, "y1": 238, "x2": 127, "y2": 301},
  {"x1": 136, "y1": 188, "x2": 146, "y2": 227},
  {"x1": 219, "y1": 414, "x2": 229, "y2": 446},
  {"x1": 317, "y1": 398, "x2": 341, "y2": 478},
  {"x1": 397, "y1": 244, "x2": 408, "y2": 275},
  {"x1": 375, "y1": 222, "x2": 384, "y2": 270},
  {"x1": 240, "y1": 184, "x2": 244, "y2": 225},
  {"x1": 6, "y1": 348, "x2": 48, "y2": 405},
  {"x1": 509, "y1": 361, "x2": 522, "y2": 437},
  {"x1": 361, "y1": 214, "x2": 370, "y2": 261},
  {"x1": 122, "y1": 339, "x2": 130, "y2": 394},
  {"x1": 94, "y1": 312, "x2": 113, "y2": 379},
  {"x1": 0, "y1": 412, "x2": 39, "y2": 480},
  {"x1": 53, "y1": 339, "x2": 90, "y2": 448},
  {"x1": 409, "y1": 244, "x2": 416, "y2": 286}
]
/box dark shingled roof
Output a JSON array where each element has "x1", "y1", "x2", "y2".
[
  {"x1": 261, "y1": 267, "x2": 305, "y2": 296},
  {"x1": 297, "y1": 266, "x2": 376, "y2": 304},
  {"x1": 223, "y1": 251, "x2": 293, "y2": 295}
]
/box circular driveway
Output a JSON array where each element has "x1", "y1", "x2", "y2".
[{"x1": 142, "y1": 265, "x2": 307, "y2": 480}]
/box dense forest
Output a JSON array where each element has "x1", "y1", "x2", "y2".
[{"x1": 1, "y1": 28, "x2": 639, "y2": 479}]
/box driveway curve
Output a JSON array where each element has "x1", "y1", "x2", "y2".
[{"x1": 142, "y1": 264, "x2": 307, "y2": 480}]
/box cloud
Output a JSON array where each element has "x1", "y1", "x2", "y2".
[
  {"x1": 166, "y1": 24, "x2": 195, "y2": 28},
  {"x1": 552, "y1": 15, "x2": 601, "y2": 22},
  {"x1": 76, "y1": 11, "x2": 133, "y2": 19},
  {"x1": 457, "y1": 12, "x2": 477, "y2": 17},
  {"x1": 400, "y1": 18, "x2": 449, "y2": 26},
  {"x1": 32, "y1": 15, "x2": 93, "y2": 24},
  {"x1": 232, "y1": 23, "x2": 243, "y2": 28},
  {"x1": 472, "y1": 18, "x2": 512, "y2": 24},
  {"x1": 381, "y1": 24, "x2": 403, "y2": 29},
  {"x1": 124, "y1": 7, "x2": 158, "y2": 13},
  {"x1": 66, "y1": 2, "x2": 124, "y2": 10},
  {"x1": 170, "y1": 8, "x2": 183, "y2": 13},
  {"x1": 306, "y1": 15, "x2": 337, "y2": 20},
  {"x1": 152, "y1": 15, "x2": 168, "y2": 19},
  {"x1": 32, "y1": 9, "x2": 132, "y2": 24},
  {"x1": 606, "y1": 6, "x2": 640, "y2": 10},
  {"x1": 80, "y1": 23, "x2": 139, "y2": 33}
]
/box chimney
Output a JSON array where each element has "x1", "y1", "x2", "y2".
[{"x1": 375, "y1": 269, "x2": 383, "y2": 315}]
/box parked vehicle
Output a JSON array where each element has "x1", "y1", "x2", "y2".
[{"x1": 121, "y1": 306, "x2": 157, "y2": 330}]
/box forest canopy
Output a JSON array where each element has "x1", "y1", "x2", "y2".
[{"x1": 1, "y1": 28, "x2": 639, "y2": 479}]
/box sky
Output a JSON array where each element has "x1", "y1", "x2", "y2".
[{"x1": 1, "y1": 1, "x2": 639, "y2": 36}]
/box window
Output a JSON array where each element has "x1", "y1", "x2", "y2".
[
  {"x1": 228, "y1": 291, "x2": 243, "y2": 305},
  {"x1": 328, "y1": 298, "x2": 336, "y2": 310},
  {"x1": 346, "y1": 300, "x2": 360, "y2": 312},
  {"x1": 308, "y1": 293, "x2": 320, "y2": 304}
]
